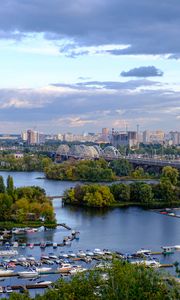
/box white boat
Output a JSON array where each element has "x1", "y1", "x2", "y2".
[
  {"x1": 48, "y1": 254, "x2": 58, "y2": 260},
  {"x1": 36, "y1": 267, "x2": 52, "y2": 273},
  {"x1": 93, "y1": 248, "x2": 104, "y2": 256},
  {"x1": 41, "y1": 255, "x2": 49, "y2": 260},
  {"x1": 77, "y1": 250, "x2": 86, "y2": 258},
  {"x1": 18, "y1": 271, "x2": 38, "y2": 278},
  {"x1": 131, "y1": 260, "x2": 160, "y2": 268},
  {"x1": 0, "y1": 269, "x2": 14, "y2": 276},
  {"x1": 70, "y1": 266, "x2": 87, "y2": 274},
  {"x1": 68, "y1": 252, "x2": 76, "y2": 258},
  {"x1": 18, "y1": 256, "x2": 27, "y2": 262},
  {"x1": 36, "y1": 280, "x2": 52, "y2": 286},
  {"x1": 27, "y1": 255, "x2": 35, "y2": 261},
  {"x1": 0, "y1": 286, "x2": 3, "y2": 293},
  {"x1": 136, "y1": 249, "x2": 151, "y2": 255},
  {"x1": 0, "y1": 250, "x2": 18, "y2": 256},
  {"x1": 174, "y1": 245, "x2": 180, "y2": 250},
  {"x1": 58, "y1": 263, "x2": 72, "y2": 273},
  {"x1": 161, "y1": 246, "x2": 174, "y2": 254},
  {"x1": 53, "y1": 243, "x2": 57, "y2": 248},
  {"x1": 86, "y1": 251, "x2": 94, "y2": 256}
]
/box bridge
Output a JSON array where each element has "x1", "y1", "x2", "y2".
[
  {"x1": 56, "y1": 153, "x2": 180, "y2": 170},
  {"x1": 126, "y1": 158, "x2": 180, "y2": 170}
]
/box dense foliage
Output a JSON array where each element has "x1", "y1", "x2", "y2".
[
  {"x1": 64, "y1": 166, "x2": 180, "y2": 207},
  {"x1": 3, "y1": 261, "x2": 180, "y2": 300},
  {"x1": 0, "y1": 154, "x2": 52, "y2": 171},
  {"x1": 45, "y1": 159, "x2": 115, "y2": 181},
  {"x1": 0, "y1": 176, "x2": 55, "y2": 224}
]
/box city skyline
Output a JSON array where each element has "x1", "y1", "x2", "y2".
[{"x1": 0, "y1": 1, "x2": 180, "y2": 133}]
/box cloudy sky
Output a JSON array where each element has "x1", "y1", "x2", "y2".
[{"x1": 0, "y1": 0, "x2": 180, "y2": 133}]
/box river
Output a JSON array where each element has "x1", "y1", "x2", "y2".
[{"x1": 0, "y1": 171, "x2": 179, "y2": 297}]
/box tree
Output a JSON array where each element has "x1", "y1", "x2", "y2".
[
  {"x1": 161, "y1": 166, "x2": 179, "y2": 186},
  {"x1": 110, "y1": 159, "x2": 133, "y2": 176},
  {"x1": 0, "y1": 176, "x2": 5, "y2": 193},
  {"x1": 110, "y1": 183, "x2": 130, "y2": 202},
  {"x1": 130, "y1": 182, "x2": 154, "y2": 204},
  {"x1": 7, "y1": 175, "x2": 14, "y2": 195}
]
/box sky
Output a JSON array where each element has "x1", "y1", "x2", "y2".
[{"x1": 0, "y1": 0, "x2": 180, "y2": 134}]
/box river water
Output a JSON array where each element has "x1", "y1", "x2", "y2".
[{"x1": 0, "y1": 171, "x2": 179, "y2": 296}]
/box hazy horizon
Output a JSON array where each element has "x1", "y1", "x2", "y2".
[{"x1": 0, "y1": 1, "x2": 179, "y2": 133}]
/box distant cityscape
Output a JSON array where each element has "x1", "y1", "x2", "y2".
[{"x1": 0, "y1": 128, "x2": 180, "y2": 148}]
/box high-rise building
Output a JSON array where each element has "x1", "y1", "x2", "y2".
[
  {"x1": 110, "y1": 130, "x2": 137, "y2": 148},
  {"x1": 27, "y1": 130, "x2": 39, "y2": 145},
  {"x1": 21, "y1": 131, "x2": 27, "y2": 141}
]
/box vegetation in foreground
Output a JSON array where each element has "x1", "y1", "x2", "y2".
[
  {"x1": 2, "y1": 261, "x2": 180, "y2": 300},
  {"x1": 0, "y1": 175, "x2": 55, "y2": 227},
  {"x1": 64, "y1": 166, "x2": 180, "y2": 208}
]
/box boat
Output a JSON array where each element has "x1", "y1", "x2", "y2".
[
  {"x1": 18, "y1": 255, "x2": 27, "y2": 262},
  {"x1": 0, "y1": 250, "x2": 18, "y2": 256},
  {"x1": 0, "y1": 269, "x2": 14, "y2": 276},
  {"x1": 27, "y1": 255, "x2": 35, "y2": 261},
  {"x1": 70, "y1": 266, "x2": 87, "y2": 275},
  {"x1": 41, "y1": 255, "x2": 49, "y2": 260},
  {"x1": 29, "y1": 243, "x2": 34, "y2": 249},
  {"x1": 68, "y1": 252, "x2": 76, "y2": 258},
  {"x1": 18, "y1": 271, "x2": 39, "y2": 278},
  {"x1": 174, "y1": 245, "x2": 180, "y2": 250},
  {"x1": 74, "y1": 232, "x2": 80, "y2": 239},
  {"x1": 5, "y1": 286, "x2": 13, "y2": 293},
  {"x1": 86, "y1": 250, "x2": 94, "y2": 256},
  {"x1": 0, "y1": 286, "x2": 3, "y2": 293},
  {"x1": 57, "y1": 263, "x2": 72, "y2": 273},
  {"x1": 48, "y1": 253, "x2": 58, "y2": 260},
  {"x1": 93, "y1": 248, "x2": 104, "y2": 256},
  {"x1": 136, "y1": 249, "x2": 151, "y2": 255},
  {"x1": 53, "y1": 243, "x2": 57, "y2": 248},
  {"x1": 161, "y1": 246, "x2": 174, "y2": 254},
  {"x1": 131, "y1": 260, "x2": 160, "y2": 268},
  {"x1": 77, "y1": 250, "x2": 86, "y2": 258},
  {"x1": 35, "y1": 267, "x2": 52, "y2": 273},
  {"x1": 36, "y1": 280, "x2": 52, "y2": 286}
]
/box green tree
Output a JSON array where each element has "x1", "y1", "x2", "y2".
[
  {"x1": 161, "y1": 166, "x2": 179, "y2": 186},
  {"x1": 110, "y1": 183, "x2": 130, "y2": 202},
  {"x1": 110, "y1": 159, "x2": 133, "y2": 176},
  {"x1": 7, "y1": 175, "x2": 14, "y2": 195},
  {"x1": 0, "y1": 176, "x2": 5, "y2": 193}
]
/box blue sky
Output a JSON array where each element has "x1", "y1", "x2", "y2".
[{"x1": 0, "y1": 0, "x2": 180, "y2": 133}]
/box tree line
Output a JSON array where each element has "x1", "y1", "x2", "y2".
[{"x1": 63, "y1": 166, "x2": 180, "y2": 207}]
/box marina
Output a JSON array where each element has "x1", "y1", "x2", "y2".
[{"x1": 0, "y1": 171, "x2": 179, "y2": 296}]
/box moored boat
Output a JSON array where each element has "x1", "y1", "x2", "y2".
[
  {"x1": 18, "y1": 270, "x2": 38, "y2": 278},
  {"x1": 57, "y1": 263, "x2": 72, "y2": 273},
  {"x1": 161, "y1": 246, "x2": 174, "y2": 254}
]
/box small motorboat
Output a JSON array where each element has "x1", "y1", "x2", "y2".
[
  {"x1": 35, "y1": 267, "x2": 52, "y2": 273},
  {"x1": 27, "y1": 255, "x2": 35, "y2": 261},
  {"x1": 86, "y1": 250, "x2": 94, "y2": 256},
  {"x1": 77, "y1": 250, "x2": 86, "y2": 258},
  {"x1": 18, "y1": 270, "x2": 38, "y2": 278},
  {"x1": 36, "y1": 280, "x2": 52, "y2": 286},
  {"x1": 12, "y1": 242, "x2": 19, "y2": 248},
  {"x1": 174, "y1": 245, "x2": 180, "y2": 250},
  {"x1": 0, "y1": 269, "x2": 14, "y2": 276},
  {"x1": 48, "y1": 253, "x2": 58, "y2": 260},
  {"x1": 136, "y1": 249, "x2": 151, "y2": 256},
  {"x1": 29, "y1": 243, "x2": 34, "y2": 249},
  {"x1": 0, "y1": 286, "x2": 3, "y2": 293},
  {"x1": 70, "y1": 266, "x2": 87, "y2": 275},
  {"x1": 5, "y1": 286, "x2": 13, "y2": 293},
  {"x1": 93, "y1": 249, "x2": 104, "y2": 256},
  {"x1": 41, "y1": 255, "x2": 49, "y2": 260},
  {"x1": 57, "y1": 263, "x2": 72, "y2": 273},
  {"x1": 18, "y1": 255, "x2": 27, "y2": 262},
  {"x1": 53, "y1": 243, "x2": 57, "y2": 249},
  {"x1": 161, "y1": 246, "x2": 174, "y2": 255}
]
